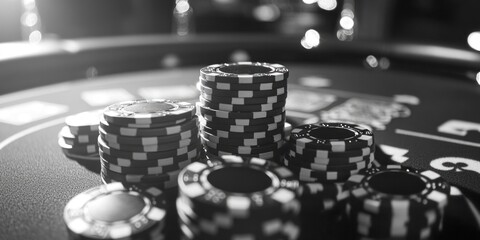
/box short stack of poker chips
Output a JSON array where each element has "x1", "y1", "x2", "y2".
[
  {"x1": 177, "y1": 155, "x2": 301, "y2": 240},
  {"x1": 343, "y1": 165, "x2": 450, "y2": 240},
  {"x1": 58, "y1": 110, "x2": 101, "y2": 161},
  {"x1": 98, "y1": 99, "x2": 200, "y2": 189},
  {"x1": 284, "y1": 122, "x2": 375, "y2": 183},
  {"x1": 196, "y1": 62, "x2": 289, "y2": 160},
  {"x1": 63, "y1": 182, "x2": 167, "y2": 240}
]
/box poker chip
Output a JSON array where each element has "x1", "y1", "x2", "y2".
[
  {"x1": 177, "y1": 155, "x2": 300, "y2": 240},
  {"x1": 201, "y1": 92, "x2": 288, "y2": 105},
  {"x1": 289, "y1": 123, "x2": 374, "y2": 152},
  {"x1": 103, "y1": 99, "x2": 195, "y2": 125},
  {"x1": 288, "y1": 145, "x2": 375, "y2": 160},
  {"x1": 201, "y1": 112, "x2": 285, "y2": 126},
  {"x1": 203, "y1": 145, "x2": 280, "y2": 160},
  {"x1": 199, "y1": 62, "x2": 289, "y2": 83},
  {"x1": 63, "y1": 182, "x2": 167, "y2": 239},
  {"x1": 343, "y1": 165, "x2": 450, "y2": 239},
  {"x1": 202, "y1": 136, "x2": 284, "y2": 155},
  {"x1": 65, "y1": 110, "x2": 102, "y2": 135},
  {"x1": 200, "y1": 124, "x2": 284, "y2": 139},
  {"x1": 199, "y1": 84, "x2": 287, "y2": 98},
  {"x1": 58, "y1": 137, "x2": 98, "y2": 155},
  {"x1": 199, "y1": 77, "x2": 287, "y2": 91},
  {"x1": 201, "y1": 130, "x2": 283, "y2": 147},
  {"x1": 199, "y1": 117, "x2": 284, "y2": 133},
  {"x1": 198, "y1": 103, "x2": 285, "y2": 119},
  {"x1": 99, "y1": 99, "x2": 200, "y2": 188},
  {"x1": 200, "y1": 96, "x2": 286, "y2": 112},
  {"x1": 59, "y1": 126, "x2": 98, "y2": 145},
  {"x1": 284, "y1": 153, "x2": 372, "y2": 172}
]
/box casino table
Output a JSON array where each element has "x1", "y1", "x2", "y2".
[{"x1": 1, "y1": 34, "x2": 480, "y2": 239}]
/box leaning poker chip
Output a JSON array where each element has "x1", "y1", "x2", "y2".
[
  {"x1": 200, "y1": 96, "x2": 286, "y2": 112},
  {"x1": 289, "y1": 123, "x2": 374, "y2": 152},
  {"x1": 58, "y1": 137, "x2": 98, "y2": 155},
  {"x1": 99, "y1": 126, "x2": 197, "y2": 146},
  {"x1": 288, "y1": 144, "x2": 375, "y2": 160},
  {"x1": 200, "y1": 62, "x2": 289, "y2": 83},
  {"x1": 199, "y1": 77, "x2": 287, "y2": 91},
  {"x1": 178, "y1": 155, "x2": 299, "y2": 217},
  {"x1": 201, "y1": 130, "x2": 283, "y2": 147},
  {"x1": 63, "y1": 182, "x2": 167, "y2": 239},
  {"x1": 200, "y1": 92, "x2": 287, "y2": 105},
  {"x1": 197, "y1": 102, "x2": 285, "y2": 119},
  {"x1": 101, "y1": 157, "x2": 192, "y2": 175},
  {"x1": 99, "y1": 148, "x2": 199, "y2": 168},
  {"x1": 100, "y1": 115, "x2": 198, "y2": 137},
  {"x1": 59, "y1": 126, "x2": 98, "y2": 145},
  {"x1": 344, "y1": 165, "x2": 450, "y2": 216},
  {"x1": 199, "y1": 117, "x2": 284, "y2": 133},
  {"x1": 103, "y1": 99, "x2": 195, "y2": 125},
  {"x1": 201, "y1": 113, "x2": 285, "y2": 127},
  {"x1": 65, "y1": 110, "x2": 102, "y2": 135},
  {"x1": 199, "y1": 84, "x2": 287, "y2": 98},
  {"x1": 98, "y1": 136, "x2": 199, "y2": 160},
  {"x1": 200, "y1": 124, "x2": 284, "y2": 139},
  {"x1": 104, "y1": 136, "x2": 199, "y2": 153}
]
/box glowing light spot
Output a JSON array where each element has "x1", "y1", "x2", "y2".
[
  {"x1": 175, "y1": 0, "x2": 190, "y2": 14},
  {"x1": 22, "y1": 0, "x2": 36, "y2": 10},
  {"x1": 28, "y1": 30, "x2": 42, "y2": 43},
  {"x1": 230, "y1": 50, "x2": 250, "y2": 62},
  {"x1": 22, "y1": 12, "x2": 38, "y2": 27},
  {"x1": 476, "y1": 72, "x2": 480, "y2": 85},
  {"x1": 304, "y1": 29, "x2": 320, "y2": 48},
  {"x1": 303, "y1": 0, "x2": 318, "y2": 4},
  {"x1": 339, "y1": 16, "x2": 354, "y2": 30},
  {"x1": 366, "y1": 55, "x2": 378, "y2": 68},
  {"x1": 467, "y1": 31, "x2": 480, "y2": 51},
  {"x1": 301, "y1": 38, "x2": 313, "y2": 49},
  {"x1": 318, "y1": 0, "x2": 337, "y2": 11},
  {"x1": 253, "y1": 4, "x2": 280, "y2": 22}
]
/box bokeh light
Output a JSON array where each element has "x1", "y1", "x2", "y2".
[
  {"x1": 317, "y1": 0, "x2": 337, "y2": 11},
  {"x1": 467, "y1": 31, "x2": 480, "y2": 51}
]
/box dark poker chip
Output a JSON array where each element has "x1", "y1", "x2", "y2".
[
  {"x1": 203, "y1": 146, "x2": 281, "y2": 160},
  {"x1": 200, "y1": 130, "x2": 283, "y2": 147},
  {"x1": 59, "y1": 126, "x2": 98, "y2": 145},
  {"x1": 344, "y1": 165, "x2": 450, "y2": 216},
  {"x1": 287, "y1": 164, "x2": 363, "y2": 183},
  {"x1": 99, "y1": 148, "x2": 199, "y2": 168},
  {"x1": 63, "y1": 182, "x2": 167, "y2": 239},
  {"x1": 178, "y1": 155, "x2": 300, "y2": 218},
  {"x1": 65, "y1": 110, "x2": 102, "y2": 135},
  {"x1": 289, "y1": 123, "x2": 374, "y2": 152},
  {"x1": 199, "y1": 62, "x2": 289, "y2": 84},
  {"x1": 100, "y1": 157, "x2": 192, "y2": 175},
  {"x1": 201, "y1": 112, "x2": 285, "y2": 127},
  {"x1": 284, "y1": 153, "x2": 372, "y2": 172},
  {"x1": 99, "y1": 115, "x2": 199, "y2": 137},
  {"x1": 199, "y1": 117, "x2": 284, "y2": 133},
  {"x1": 103, "y1": 99, "x2": 195, "y2": 125},
  {"x1": 98, "y1": 136, "x2": 200, "y2": 160},
  {"x1": 197, "y1": 102, "x2": 285, "y2": 119},
  {"x1": 199, "y1": 96, "x2": 286, "y2": 112},
  {"x1": 199, "y1": 84, "x2": 287, "y2": 98},
  {"x1": 58, "y1": 137, "x2": 98, "y2": 155},
  {"x1": 202, "y1": 136, "x2": 284, "y2": 155},
  {"x1": 101, "y1": 166, "x2": 181, "y2": 185},
  {"x1": 200, "y1": 124, "x2": 284, "y2": 139},
  {"x1": 288, "y1": 144, "x2": 375, "y2": 161},
  {"x1": 199, "y1": 77, "x2": 287, "y2": 91},
  {"x1": 200, "y1": 92, "x2": 287, "y2": 105},
  {"x1": 99, "y1": 126, "x2": 197, "y2": 145},
  {"x1": 123, "y1": 117, "x2": 190, "y2": 129},
  {"x1": 102, "y1": 136, "x2": 200, "y2": 153}
]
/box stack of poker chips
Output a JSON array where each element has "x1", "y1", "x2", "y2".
[
  {"x1": 177, "y1": 155, "x2": 301, "y2": 240},
  {"x1": 98, "y1": 99, "x2": 200, "y2": 189},
  {"x1": 283, "y1": 122, "x2": 375, "y2": 239},
  {"x1": 344, "y1": 165, "x2": 449, "y2": 240},
  {"x1": 58, "y1": 110, "x2": 101, "y2": 161},
  {"x1": 63, "y1": 182, "x2": 167, "y2": 240},
  {"x1": 196, "y1": 62, "x2": 289, "y2": 161}
]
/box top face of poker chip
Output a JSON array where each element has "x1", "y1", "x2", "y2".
[
  {"x1": 63, "y1": 182, "x2": 167, "y2": 239},
  {"x1": 345, "y1": 165, "x2": 450, "y2": 213},
  {"x1": 178, "y1": 155, "x2": 300, "y2": 215},
  {"x1": 289, "y1": 122, "x2": 374, "y2": 152},
  {"x1": 65, "y1": 110, "x2": 102, "y2": 134},
  {"x1": 200, "y1": 62, "x2": 289, "y2": 83},
  {"x1": 103, "y1": 99, "x2": 195, "y2": 125}
]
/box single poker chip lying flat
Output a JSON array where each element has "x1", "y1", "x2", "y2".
[
  {"x1": 199, "y1": 84, "x2": 287, "y2": 98},
  {"x1": 199, "y1": 77, "x2": 287, "y2": 91},
  {"x1": 199, "y1": 62, "x2": 289, "y2": 83},
  {"x1": 103, "y1": 99, "x2": 195, "y2": 125},
  {"x1": 200, "y1": 96, "x2": 286, "y2": 112},
  {"x1": 65, "y1": 110, "x2": 102, "y2": 135},
  {"x1": 63, "y1": 182, "x2": 167, "y2": 239}
]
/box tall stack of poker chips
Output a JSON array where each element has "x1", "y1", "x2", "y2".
[
  {"x1": 283, "y1": 122, "x2": 375, "y2": 239},
  {"x1": 196, "y1": 62, "x2": 289, "y2": 161},
  {"x1": 98, "y1": 99, "x2": 200, "y2": 189},
  {"x1": 63, "y1": 182, "x2": 167, "y2": 240},
  {"x1": 343, "y1": 165, "x2": 450, "y2": 240},
  {"x1": 58, "y1": 110, "x2": 101, "y2": 161},
  {"x1": 177, "y1": 155, "x2": 301, "y2": 240}
]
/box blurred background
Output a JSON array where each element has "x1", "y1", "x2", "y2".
[{"x1": 0, "y1": 0, "x2": 479, "y2": 47}]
